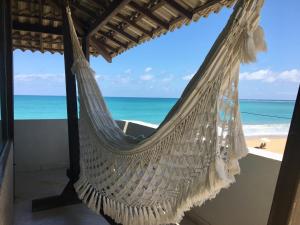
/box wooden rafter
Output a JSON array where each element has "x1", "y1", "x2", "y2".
[
  {"x1": 90, "y1": 36, "x2": 112, "y2": 62},
  {"x1": 12, "y1": 13, "x2": 61, "y2": 22},
  {"x1": 48, "y1": 0, "x2": 112, "y2": 62},
  {"x1": 116, "y1": 13, "x2": 153, "y2": 37},
  {"x1": 128, "y1": 1, "x2": 169, "y2": 30},
  {"x1": 106, "y1": 23, "x2": 139, "y2": 44},
  {"x1": 94, "y1": 0, "x2": 169, "y2": 56},
  {"x1": 71, "y1": 2, "x2": 98, "y2": 19},
  {"x1": 39, "y1": 0, "x2": 44, "y2": 52},
  {"x1": 12, "y1": 0, "x2": 235, "y2": 58},
  {"x1": 193, "y1": 0, "x2": 223, "y2": 14},
  {"x1": 13, "y1": 21, "x2": 62, "y2": 35},
  {"x1": 88, "y1": 0, "x2": 131, "y2": 36},
  {"x1": 98, "y1": 31, "x2": 128, "y2": 49},
  {"x1": 163, "y1": 0, "x2": 193, "y2": 20}
]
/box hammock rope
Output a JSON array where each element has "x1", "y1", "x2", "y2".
[{"x1": 66, "y1": 0, "x2": 266, "y2": 224}]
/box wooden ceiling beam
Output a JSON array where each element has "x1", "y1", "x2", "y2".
[
  {"x1": 13, "y1": 37, "x2": 62, "y2": 45},
  {"x1": 90, "y1": 36, "x2": 112, "y2": 62},
  {"x1": 98, "y1": 31, "x2": 127, "y2": 49},
  {"x1": 95, "y1": 40, "x2": 117, "y2": 53},
  {"x1": 13, "y1": 21, "x2": 62, "y2": 35},
  {"x1": 88, "y1": 0, "x2": 131, "y2": 36},
  {"x1": 71, "y1": 2, "x2": 98, "y2": 19},
  {"x1": 12, "y1": 13, "x2": 61, "y2": 22},
  {"x1": 13, "y1": 44, "x2": 62, "y2": 54},
  {"x1": 116, "y1": 13, "x2": 153, "y2": 37},
  {"x1": 86, "y1": 0, "x2": 106, "y2": 10},
  {"x1": 163, "y1": 0, "x2": 193, "y2": 20},
  {"x1": 106, "y1": 23, "x2": 139, "y2": 44},
  {"x1": 193, "y1": 0, "x2": 222, "y2": 14},
  {"x1": 39, "y1": 0, "x2": 44, "y2": 52},
  {"x1": 128, "y1": 1, "x2": 169, "y2": 30},
  {"x1": 49, "y1": 0, "x2": 86, "y2": 35},
  {"x1": 49, "y1": 0, "x2": 113, "y2": 62},
  {"x1": 14, "y1": 0, "x2": 53, "y2": 7}
]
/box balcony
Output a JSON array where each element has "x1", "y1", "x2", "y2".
[{"x1": 13, "y1": 119, "x2": 282, "y2": 225}]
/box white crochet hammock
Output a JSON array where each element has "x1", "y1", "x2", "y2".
[{"x1": 67, "y1": 0, "x2": 266, "y2": 224}]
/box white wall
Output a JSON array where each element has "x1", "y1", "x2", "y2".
[
  {"x1": 187, "y1": 151, "x2": 281, "y2": 225},
  {"x1": 14, "y1": 120, "x2": 69, "y2": 171},
  {"x1": 14, "y1": 119, "x2": 155, "y2": 171},
  {"x1": 14, "y1": 119, "x2": 281, "y2": 225}
]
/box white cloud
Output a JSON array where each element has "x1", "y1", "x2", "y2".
[
  {"x1": 144, "y1": 67, "x2": 152, "y2": 73},
  {"x1": 118, "y1": 76, "x2": 131, "y2": 84},
  {"x1": 182, "y1": 73, "x2": 194, "y2": 81},
  {"x1": 278, "y1": 69, "x2": 300, "y2": 82},
  {"x1": 162, "y1": 75, "x2": 173, "y2": 82},
  {"x1": 15, "y1": 73, "x2": 64, "y2": 82},
  {"x1": 124, "y1": 69, "x2": 132, "y2": 74},
  {"x1": 240, "y1": 69, "x2": 300, "y2": 83},
  {"x1": 95, "y1": 74, "x2": 105, "y2": 81},
  {"x1": 140, "y1": 74, "x2": 154, "y2": 81}
]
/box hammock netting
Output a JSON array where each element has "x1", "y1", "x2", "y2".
[{"x1": 67, "y1": 0, "x2": 266, "y2": 224}]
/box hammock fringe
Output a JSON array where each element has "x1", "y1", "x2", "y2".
[{"x1": 74, "y1": 149, "x2": 247, "y2": 225}]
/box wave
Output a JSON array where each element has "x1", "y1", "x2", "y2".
[
  {"x1": 125, "y1": 120, "x2": 290, "y2": 137},
  {"x1": 124, "y1": 120, "x2": 159, "y2": 129},
  {"x1": 242, "y1": 124, "x2": 290, "y2": 136}
]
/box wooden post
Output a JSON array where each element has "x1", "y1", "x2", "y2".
[
  {"x1": 32, "y1": 2, "x2": 81, "y2": 211},
  {"x1": 0, "y1": 0, "x2": 13, "y2": 142},
  {"x1": 6, "y1": 0, "x2": 13, "y2": 141},
  {"x1": 33, "y1": 6, "x2": 119, "y2": 224},
  {"x1": 267, "y1": 86, "x2": 300, "y2": 225},
  {"x1": 62, "y1": 4, "x2": 80, "y2": 184},
  {"x1": 0, "y1": 0, "x2": 13, "y2": 186}
]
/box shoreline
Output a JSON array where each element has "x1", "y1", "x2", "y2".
[
  {"x1": 124, "y1": 120, "x2": 287, "y2": 155},
  {"x1": 245, "y1": 135, "x2": 287, "y2": 154}
]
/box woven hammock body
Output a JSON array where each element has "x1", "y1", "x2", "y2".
[{"x1": 67, "y1": 0, "x2": 266, "y2": 224}]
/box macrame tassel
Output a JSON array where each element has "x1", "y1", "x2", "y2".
[
  {"x1": 96, "y1": 194, "x2": 102, "y2": 214},
  {"x1": 241, "y1": 25, "x2": 267, "y2": 63},
  {"x1": 142, "y1": 206, "x2": 149, "y2": 224},
  {"x1": 103, "y1": 197, "x2": 108, "y2": 216},
  {"x1": 87, "y1": 189, "x2": 97, "y2": 210},
  {"x1": 128, "y1": 207, "x2": 134, "y2": 225},
  {"x1": 240, "y1": 25, "x2": 257, "y2": 63},
  {"x1": 228, "y1": 158, "x2": 240, "y2": 176},
  {"x1": 148, "y1": 208, "x2": 156, "y2": 225},
  {"x1": 208, "y1": 156, "x2": 228, "y2": 190},
  {"x1": 79, "y1": 183, "x2": 91, "y2": 200},
  {"x1": 253, "y1": 26, "x2": 267, "y2": 52},
  {"x1": 124, "y1": 206, "x2": 129, "y2": 225}
]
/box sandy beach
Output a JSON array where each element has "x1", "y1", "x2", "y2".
[{"x1": 246, "y1": 136, "x2": 287, "y2": 154}]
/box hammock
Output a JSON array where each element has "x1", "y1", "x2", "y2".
[{"x1": 67, "y1": 0, "x2": 266, "y2": 224}]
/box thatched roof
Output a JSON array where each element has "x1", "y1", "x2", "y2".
[{"x1": 12, "y1": 0, "x2": 235, "y2": 60}]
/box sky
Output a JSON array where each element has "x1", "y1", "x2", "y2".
[{"x1": 14, "y1": 0, "x2": 300, "y2": 100}]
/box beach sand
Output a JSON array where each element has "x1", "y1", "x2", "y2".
[{"x1": 246, "y1": 136, "x2": 287, "y2": 154}]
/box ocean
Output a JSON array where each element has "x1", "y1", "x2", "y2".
[{"x1": 14, "y1": 95, "x2": 295, "y2": 136}]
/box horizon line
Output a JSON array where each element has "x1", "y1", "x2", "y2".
[{"x1": 13, "y1": 94, "x2": 296, "y2": 101}]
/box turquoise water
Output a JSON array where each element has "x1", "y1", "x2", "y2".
[
  {"x1": 14, "y1": 95, "x2": 295, "y2": 132},
  {"x1": 14, "y1": 95, "x2": 295, "y2": 125}
]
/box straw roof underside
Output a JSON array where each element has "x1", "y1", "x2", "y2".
[{"x1": 12, "y1": 0, "x2": 235, "y2": 59}]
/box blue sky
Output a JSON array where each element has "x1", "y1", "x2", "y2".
[{"x1": 14, "y1": 0, "x2": 300, "y2": 100}]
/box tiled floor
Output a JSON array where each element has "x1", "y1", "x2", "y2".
[
  {"x1": 14, "y1": 169, "x2": 110, "y2": 225},
  {"x1": 14, "y1": 169, "x2": 196, "y2": 225}
]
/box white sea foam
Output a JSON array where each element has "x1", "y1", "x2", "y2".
[
  {"x1": 124, "y1": 120, "x2": 159, "y2": 129},
  {"x1": 125, "y1": 120, "x2": 290, "y2": 137},
  {"x1": 242, "y1": 124, "x2": 290, "y2": 136}
]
